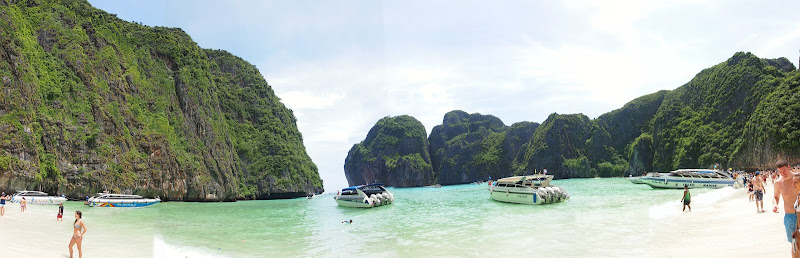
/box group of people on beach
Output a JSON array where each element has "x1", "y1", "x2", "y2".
[
  {"x1": 1, "y1": 193, "x2": 28, "y2": 213},
  {"x1": 0, "y1": 192, "x2": 87, "y2": 258},
  {"x1": 680, "y1": 161, "x2": 800, "y2": 257}
]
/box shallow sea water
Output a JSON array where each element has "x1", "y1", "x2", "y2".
[{"x1": 55, "y1": 178, "x2": 730, "y2": 257}]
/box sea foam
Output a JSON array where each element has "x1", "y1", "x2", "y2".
[{"x1": 648, "y1": 186, "x2": 738, "y2": 219}]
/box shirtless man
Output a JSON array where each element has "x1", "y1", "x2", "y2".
[
  {"x1": 772, "y1": 160, "x2": 799, "y2": 258},
  {"x1": 753, "y1": 172, "x2": 766, "y2": 212}
]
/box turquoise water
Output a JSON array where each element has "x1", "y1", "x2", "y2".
[{"x1": 62, "y1": 178, "x2": 721, "y2": 257}]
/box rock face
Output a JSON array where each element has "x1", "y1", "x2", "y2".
[
  {"x1": 0, "y1": 0, "x2": 322, "y2": 201},
  {"x1": 344, "y1": 116, "x2": 434, "y2": 187},
  {"x1": 429, "y1": 111, "x2": 513, "y2": 185},
  {"x1": 522, "y1": 113, "x2": 593, "y2": 179},
  {"x1": 586, "y1": 91, "x2": 667, "y2": 176},
  {"x1": 730, "y1": 72, "x2": 800, "y2": 169},
  {"x1": 344, "y1": 52, "x2": 800, "y2": 186}
]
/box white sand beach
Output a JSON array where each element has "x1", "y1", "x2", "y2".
[
  {"x1": 0, "y1": 202, "x2": 152, "y2": 258},
  {"x1": 648, "y1": 182, "x2": 786, "y2": 257}
]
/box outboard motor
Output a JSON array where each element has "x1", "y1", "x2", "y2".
[
  {"x1": 370, "y1": 194, "x2": 381, "y2": 206},
  {"x1": 536, "y1": 188, "x2": 549, "y2": 203}
]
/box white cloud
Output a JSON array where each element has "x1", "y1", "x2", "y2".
[
  {"x1": 91, "y1": 0, "x2": 800, "y2": 192},
  {"x1": 279, "y1": 91, "x2": 344, "y2": 110}
]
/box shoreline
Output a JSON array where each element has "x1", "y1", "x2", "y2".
[{"x1": 0, "y1": 179, "x2": 791, "y2": 257}]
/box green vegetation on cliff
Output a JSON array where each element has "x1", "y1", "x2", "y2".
[
  {"x1": 428, "y1": 111, "x2": 514, "y2": 185},
  {"x1": 344, "y1": 115, "x2": 434, "y2": 187},
  {"x1": 345, "y1": 52, "x2": 800, "y2": 185},
  {"x1": 649, "y1": 53, "x2": 792, "y2": 171},
  {"x1": 0, "y1": 0, "x2": 321, "y2": 200}
]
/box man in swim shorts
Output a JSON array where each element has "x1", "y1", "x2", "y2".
[
  {"x1": 681, "y1": 185, "x2": 691, "y2": 212},
  {"x1": 754, "y1": 172, "x2": 766, "y2": 213},
  {"x1": 773, "y1": 160, "x2": 800, "y2": 258}
]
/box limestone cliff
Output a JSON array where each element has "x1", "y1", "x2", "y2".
[
  {"x1": 343, "y1": 52, "x2": 800, "y2": 185},
  {"x1": 344, "y1": 116, "x2": 434, "y2": 187},
  {"x1": 0, "y1": 0, "x2": 322, "y2": 200}
]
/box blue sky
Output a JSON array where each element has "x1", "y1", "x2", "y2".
[{"x1": 89, "y1": 0, "x2": 800, "y2": 191}]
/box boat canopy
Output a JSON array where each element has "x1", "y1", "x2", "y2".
[
  {"x1": 15, "y1": 191, "x2": 49, "y2": 196},
  {"x1": 496, "y1": 175, "x2": 552, "y2": 183},
  {"x1": 669, "y1": 169, "x2": 730, "y2": 179},
  {"x1": 341, "y1": 183, "x2": 385, "y2": 191}
]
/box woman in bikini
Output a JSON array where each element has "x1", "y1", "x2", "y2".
[{"x1": 69, "y1": 211, "x2": 87, "y2": 258}]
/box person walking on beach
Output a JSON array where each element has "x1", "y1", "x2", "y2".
[
  {"x1": 69, "y1": 211, "x2": 87, "y2": 258},
  {"x1": 748, "y1": 178, "x2": 755, "y2": 201},
  {"x1": 681, "y1": 185, "x2": 691, "y2": 212},
  {"x1": 772, "y1": 160, "x2": 800, "y2": 258},
  {"x1": 20, "y1": 197, "x2": 27, "y2": 212},
  {"x1": 0, "y1": 192, "x2": 6, "y2": 216},
  {"x1": 754, "y1": 172, "x2": 766, "y2": 213},
  {"x1": 57, "y1": 203, "x2": 64, "y2": 222}
]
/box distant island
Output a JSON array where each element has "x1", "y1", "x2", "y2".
[
  {"x1": 0, "y1": 0, "x2": 323, "y2": 200},
  {"x1": 345, "y1": 52, "x2": 800, "y2": 187}
]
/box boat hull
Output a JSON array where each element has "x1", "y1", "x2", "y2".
[
  {"x1": 87, "y1": 199, "x2": 160, "y2": 208},
  {"x1": 12, "y1": 196, "x2": 67, "y2": 205},
  {"x1": 335, "y1": 198, "x2": 375, "y2": 208},
  {"x1": 629, "y1": 177, "x2": 644, "y2": 184},
  {"x1": 490, "y1": 190, "x2": 544, "y2": 205},
  {"x1": 640, "y1": 177, "x2": 733, "y2": 189}
]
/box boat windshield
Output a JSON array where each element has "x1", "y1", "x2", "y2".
[
  {"x1": 340, "y1": 189, "x2": 358, "y2": 195},
  {"x1": 100, "y1": 195, "x2": 144, "y2": 199},
  {"x1": 361, "y1": 185, "x2": 387, "y2": 195}
]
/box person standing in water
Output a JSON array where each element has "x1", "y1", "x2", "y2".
[
  {"x1": 20, "y1": 197, "x2": 27, "y2": 212},
  {"x1": 57, "y1": 203, "x2": 64, "y2": 222},
  {"x1": 681, "y1": 185, "x2": 691, "y2": 212},
  {"x1": 753, "y1": 172, "x2": 766, "y2": 213},
  {"x1": 773, "y1": 160, "x2": 800, "y2": 258},
  {"x1": 69, "y1": 211, "x2": 87, "y2": 258}
]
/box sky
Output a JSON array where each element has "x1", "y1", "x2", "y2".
[{"x1": 89, "y1": 0, "x2": 800, "y2": 191}]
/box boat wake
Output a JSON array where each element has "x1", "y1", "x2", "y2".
[{"x1": 648, "y1": 187, "x2": 738, "y2": 219}]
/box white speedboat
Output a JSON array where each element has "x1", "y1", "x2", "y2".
[
  {"x1": 334, "y1": 184, "x2": 394, "y2": 208},
  {"x1": 11, "y1": 191, "x2": 67, "y2": 205},
  {"x1": 640, "y1": 169, "x2": 734, "y2": 189},
  {"x1": 85, "y1": 193, "x2": 160, "y2": 208},
  {"x1": 490, "y1": 175, "x2": 569, "y2": 205}
]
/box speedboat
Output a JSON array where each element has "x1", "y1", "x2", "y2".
[
  {"x1": 85, "y1": 193, "x2": 160, "y2": 208},
  {"x1": 334, "y1": 184, "x2": 394, "y2": 208},
  {"x1": 489, "y1": 175, "x2": 569, "y2": 205},
  {"x1": 11, "y1": 190, "x2": 67, "y2": 205},
  {"x1": 640, "y1": 169, "x2": 735, "y2": 189}
]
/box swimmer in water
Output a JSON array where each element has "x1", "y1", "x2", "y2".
[{"x1": 341, "y1": 219, "x2": 353, "y2": 224}]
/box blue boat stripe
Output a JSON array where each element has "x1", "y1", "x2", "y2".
[{"x1": 641, "y1": 178, "x2": 733, "y2": 184}]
